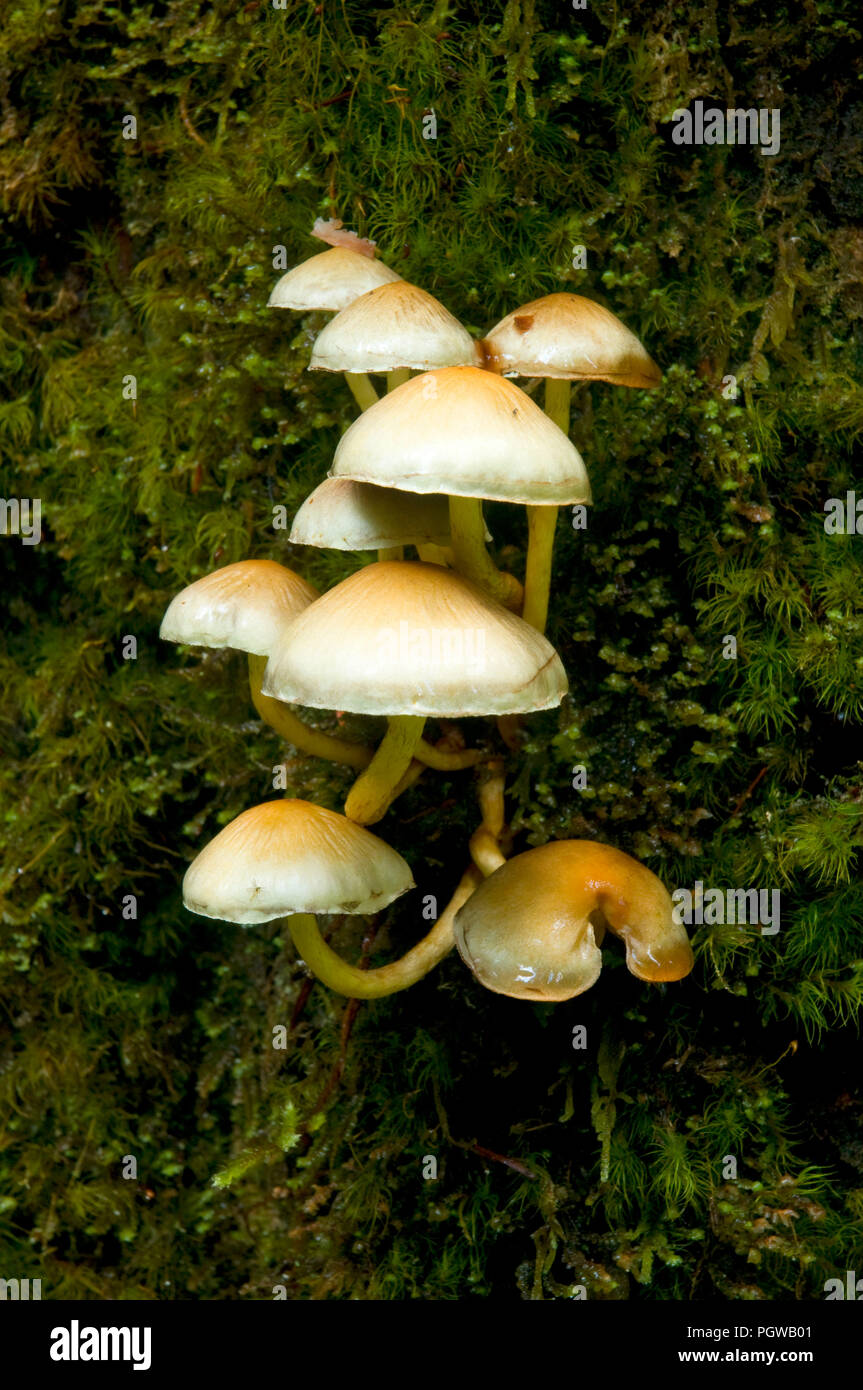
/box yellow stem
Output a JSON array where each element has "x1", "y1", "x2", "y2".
[
  {"x1": 521, "y1": 377, "x2": 570, "y2": 634},
  {"x1": 344, "y1": 372, "x2": 378, "y2": 411},
  {"x1": 469, "y1": 757, "x2": 507, "y2": 876},
  {"x1": 416, "y1": 543, "x2": 454, "y2": 566},
  {"x1": 248, "y1": 654, "x2": 372, "y2": 770},
  {"x1": 414, "y1": 739, "x2": 482, "y2": 771},
  {"x1": 386, "y1": 367, "x2": 411, "y2": 392},
  {"x1": 286, "y1": 865, "x2": 482, "y2": 999},
  {"x1": 448, "y1": 496, "x2": 523, "y2": 611},
  {"x1": 345, "y1": 715, "x2": 427, "y2": 824},
  {"x1": 522, "y1": 506, "x2": 557, "y2": 633},
  {"x1": 377, "y1": 545, "x2": 404, "y2": 562}
]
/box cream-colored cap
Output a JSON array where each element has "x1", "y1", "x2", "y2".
[
  {"x1": 483, "y1": 293, "x2": 661, "y2": 387},
  {"x1": 330, "y1": 366, "x2": 590, "y2": 505},
  {"x1": 183, "y1": 798, "x2": 414, "y2": 925},
  {"x1": 290, "y1": 478, "x2": 452, "y2": 551},
  {"x1": 310, "y1": 281, "x2": 480, "y2": 373},
  {"x1": 160, "y1": 560, "x2": 318, "y2": 657},
  {"x1": 262, "y1": 560, "x2": 567, "y2": 717},
  {"x1": 268, "y1": 247, "x2": 402, "y2": 313},
  {"x1": 454, "y1": 840, "x2": 694, "y2": 1000}
]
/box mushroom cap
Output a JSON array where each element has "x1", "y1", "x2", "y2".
[
  {"x1": 267, "y1": 247, "x2": 402, "y2": 313},
  {"x1": 289, "y1": 478, "x2": 453, "y2": 551},
  {"x1": 262, "y1": 560, "x2": 568, "y2": 717},
  {"x1": 310, "y1": 281, "x2": 480, "y2": 374},
  {"x1": 330, "y1": 366, "x2": 590, "y2": 505},
  {"x1": 483, "y1": 293, "x2": 661, "y2": 388},
  {"x1": 160, "y1": 560, "x2": 318, "y2": 657},
  {"x1": 454, "y1": 840, "x2": 694, "y2": 1001},
  {"x1": 183, "y1": 798, "x2": 415, "y2": 925}
]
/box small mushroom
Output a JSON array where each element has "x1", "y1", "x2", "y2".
[
  {"x1": 310, "y1": 280, "x2": 481, "y2": 389},
  {"x1": 159, "y1": 559, "x2": 372, "y2": 770},
  {"x1": 329, "y1": 364, "x2": 590, "y2": 611},
  {"x1": 289, "y1": 477, "x2": 453, "y2": 554},
  {"x1": 454, "y1": 840, "x2": 695, "y2": 1001},
  {"x1": 481, "y1": 293, "x2": 660, "y2": 634},
  {"x1": 183, "y1": 798, "x2": 479, "y2": 999},
  {"x1": 262, "y1": 559, "x2": 568, "y2": 823},
  {"x1": 267, "y1": 244, "x2": 402, "y2": 412}
]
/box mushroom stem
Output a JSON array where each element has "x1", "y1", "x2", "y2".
[
  {"x1": 377, "y1": 545, "x2": 404, "y2": 562},
  {"x1": 345, "y1": 714, "x2": 427, "y2": 824},
  {"x1": 248, "y1": 654, "x2": 373, "y2": 770},
  {"x1": 286, "y1": 865, "x2": 482, "y2": 999},
  {"x1": 344, "y1": 372, "x2": 379, "y2": 411},
  {"x1": 386, "y1": 368, "x2": 411, "y2": 392},
  {"x1": 521, "y1": 505, "x2": 558, "y2": 633},
  {"x1": 448, "y1": 496, "x2": 523, "y2": 612},
  {"x1": 469, "y1": 757, "x2": 507, "y2": 876},
  {"x1": 522, "y1": 377, "x2": 570, "y2": 633},
  {"x1": 416, "y1": 543, "x2": 454, "y2": 566}
]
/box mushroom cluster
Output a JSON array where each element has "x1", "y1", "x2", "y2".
[{"x1": 159, "y1": 224, "x2": 695, "y2": 1006}]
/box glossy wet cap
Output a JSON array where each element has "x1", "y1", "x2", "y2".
[
  {"x1": 483, "y1": 293, "x2": 661, "y2": 387},
  {"x1": 183, "y1": 799, "x2": 414, "y2": 925},
  {"x1": 262, "y1": 560, "x2": 568, "y2": 717},
  {"x1": 330, "y1": 366, "x2": 590, "y2": 505},
  {"x1": 160, "y1": 560, "x2": 318, "y2": 657},
  {"x1": 454, "y1": 840, "x2": 694, "y2": 1000}
]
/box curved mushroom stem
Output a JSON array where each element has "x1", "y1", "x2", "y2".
[
  {"x1": 386, "y1": 368, "x2": 411, "y2": 392},
  {"x1": 248, "y1": 654, "x2": 372, "y2": 771},
  {"x1": 469, "y1": 757, "x2": 507, "y2": 876},
  {"x1": 415, "y1": 739, "x2": 482, "y2": 771},
  {"x1": 377, "y1": 545, "x2": 404, "y2": 562},
  {"x1": 521, "y1": 377, "x2": 570, "y2": 633},
  {"x1": 286, "y1": 865, "x2": 482, "y2": 999},
  {"x1": 344, "y1": 372, "x2": 378, "y2": 412},
  {"x1": 345, "y1": 715, "x2": 427, "y2": 824},
  {"x1": 449, "y1": 496, "x2": 523, "y2": 612}
]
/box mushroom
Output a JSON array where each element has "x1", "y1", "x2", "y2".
[
  {"x1": 159, "y1": 559, "x2": 372, "y2": 769},
  {"x1": 454, "y1": 840, "x2": 695, "y2": 1001},
  {"x1": 289, "y1": 477, "x2": 457, "y2": 564},
  {"x1": 262, "y1": 559, "x2": 568, "y2": 824},
  {"x1": 310, "y1": 280, "x2": 481, "y2": 394},
  {"x1": 481, "y1": 293, "x2": 661, "y2": 633},
  {"x1": 183, "y1": 797, "x2": 480, "y2": 998},
  {"x1": 329, "y1": 365, "x2": 590, "y2": 611},
  {"x1": 267, "y1": 244, "x2": 402, "y2": 411}
]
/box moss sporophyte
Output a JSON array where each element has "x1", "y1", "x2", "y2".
[{"x1": 161, "y1": 229, "x2": 694, "y2": 1002}]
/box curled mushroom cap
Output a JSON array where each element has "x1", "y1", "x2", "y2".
[
  {"x1": 454, "y1": 840, "x2": 694, "y2": 1001},
  {"x1": 159, "y1": 560, "x2": 318, "y2": 657},
  {"x1": 262, "y1": 559, "x2": 567, "y2": 717},
  {"x1": 310, "y1": 281, "x2": 480, "y2": 374},
  {"x1": 268, "y1": 246, "x2": 402, "y2": 313},
  {"x1": 482, "y1": 293, "x2": 661, "y2": 388},
  {"x1": 289, "y1": 478, "x2": 452, "y2": 552},
  {"x1": 330, "y1": 365, "x2": 590, "y2": 506},
  {"x1": 183, "y1": 799, "x2": 414, "y2": 925}
]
